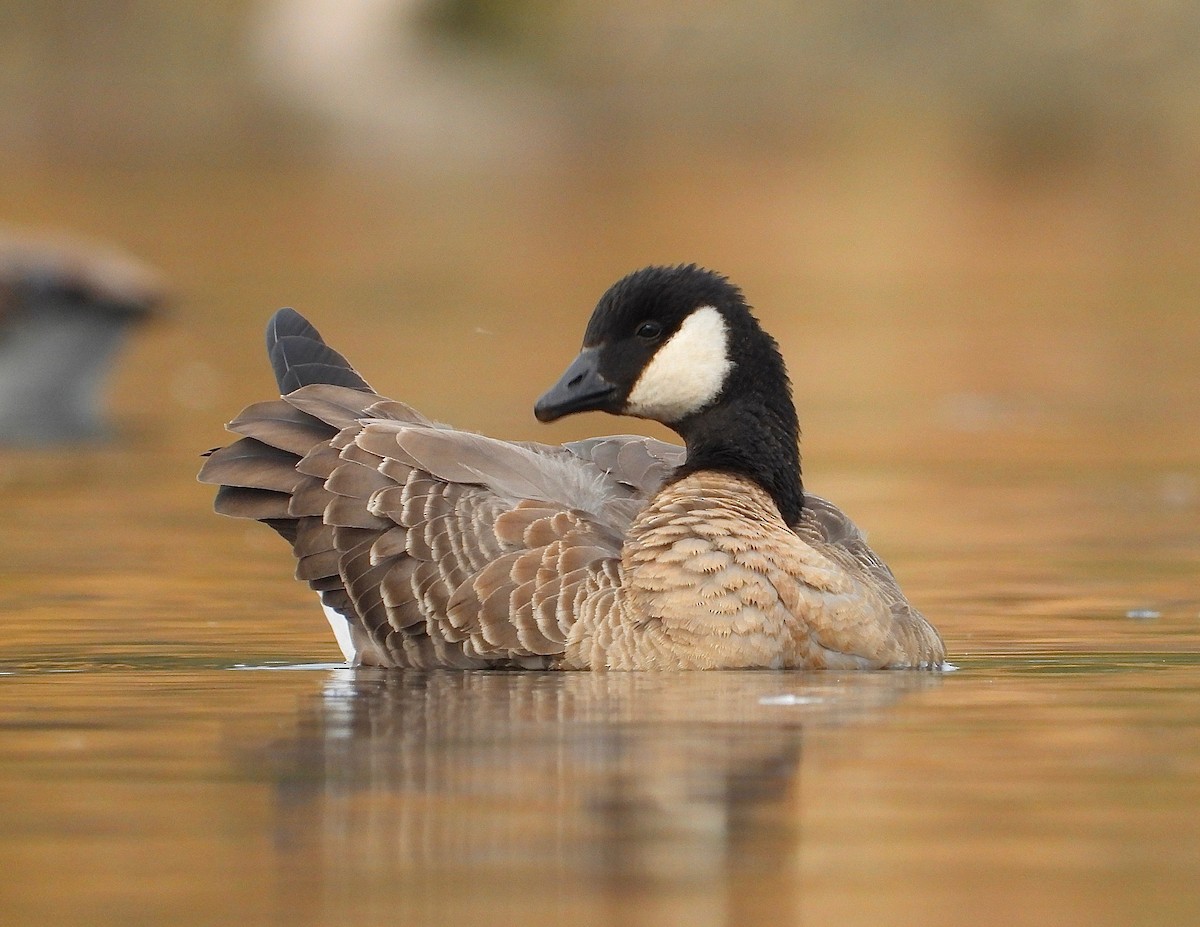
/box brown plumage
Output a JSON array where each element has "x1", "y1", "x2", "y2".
[{"x1": 199, "y1": 266, "x2": 945, "y2": 670}]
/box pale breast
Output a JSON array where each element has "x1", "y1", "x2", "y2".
[
  {"x1": 601, "y1": 474, "x2": 805, "y2": 668},
  {"x1": 581, "y1": 471, "x2": 939, "y2": 670}
]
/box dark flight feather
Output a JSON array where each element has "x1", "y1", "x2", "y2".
[{"x1": 265, "y1": 307, "x2": 373, "y2": 395}]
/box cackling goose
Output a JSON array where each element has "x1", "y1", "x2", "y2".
[{"x1": 199, "y1": 265, "x2": 945, "y2": 670}]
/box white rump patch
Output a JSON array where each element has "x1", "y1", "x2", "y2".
[
  {"x1": 758, "y1": 693, "x2": 826, "y2": 706},
  {"x1": 625, "y1": 305, "x2": 732, "y2": 422},
  {"x1": 322, "y1": 601, "x2": 358, "y2": 664}
]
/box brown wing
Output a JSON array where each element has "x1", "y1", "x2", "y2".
[
  {"x1": 561, "y1": 435, "x2": 685, "y2": 494},
  {"x1": 795, "y1": 492, "x2": 943, "y2": 666},
  {"x1": 199, "y1": 384, "x2": 668, "y2": 668},
  {"x1": 795, "y1": 493, "x2": 902, "y2": 587}
]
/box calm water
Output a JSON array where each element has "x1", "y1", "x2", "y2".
[{"x1": 1, "y1": 164, "x2": 1198, "y2": 926}]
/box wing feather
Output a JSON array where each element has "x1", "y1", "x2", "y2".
[
  {"x1": 226, "y1": 400, "x2": 330, "y2": 456},
  {"x1": 202, "y1": 322, "x2": 684, "y2": 666},
  {"x1": 199, "y1": 438, "x2": 302, "y2": 493},
  {"x1": 213, "y1": 484, "x2": 292, "y2": 520}
]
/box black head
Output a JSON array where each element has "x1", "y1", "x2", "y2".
[
  {"x1": 534, "y1": 264, "x2": 805, "y2": 523},
  {"x1": 534, "y1": 265, "x2": 754, "y2": 426}
]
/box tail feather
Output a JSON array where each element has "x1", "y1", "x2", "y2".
[
  {"x1": 266, "y1": 307, "x2": 372, "y2": 394},
  {"x1": 201, "y1": 312, "x2": 397, "y2": 665}
]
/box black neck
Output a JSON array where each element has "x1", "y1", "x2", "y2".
[{"x1": 671, "y1": 345, "x2": 804, "y2": 525}]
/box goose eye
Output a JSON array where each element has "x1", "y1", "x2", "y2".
[{"x1": 635, "y1": 321, "x2": 663, "y2": 341}]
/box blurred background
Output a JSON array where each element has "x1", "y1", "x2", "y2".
[
  {"x1": 2, "y1": 2, "x2": 1197, "y2": 421},
  {"x1": 0, "y1": 0, "x2": 1197, "y2": 653}
]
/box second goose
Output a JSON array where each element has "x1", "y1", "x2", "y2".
[{"x1": 199, "y1": 265, "x2": 945, "y2": 670}]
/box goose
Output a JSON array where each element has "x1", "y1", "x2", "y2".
[
  {"x1": 199, "y1": 265, "x2": 945, "y2": 670},
  {"x1": 0, "y1": 226, "x2": 166, "y2": 444}
]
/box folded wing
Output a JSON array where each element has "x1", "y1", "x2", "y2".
[{"x1": 200, "y1": 382, "x2": 678, "y2": 667}]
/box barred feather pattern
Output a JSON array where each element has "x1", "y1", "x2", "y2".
[
  {"x1": 566, "y1": 472, "x2": 945, "y2": 670},
  {"x1": 200, "y1": 383, "x2": 686, "y2": 668},
  {"x1": 200, "y1": 387, "x2": 943, "y2": 670}
]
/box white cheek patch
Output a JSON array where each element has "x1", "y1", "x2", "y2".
[{"x1": 625, "y1": 305, "x2": 732, "y2": 422}]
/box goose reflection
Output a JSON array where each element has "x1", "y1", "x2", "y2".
[{"x1": 263, "y1": 670, "x2": 939, "y2": 925}]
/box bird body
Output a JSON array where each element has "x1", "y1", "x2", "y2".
[{"x1": 200, "y1": 266, "x2": 945, "y2": 670}]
